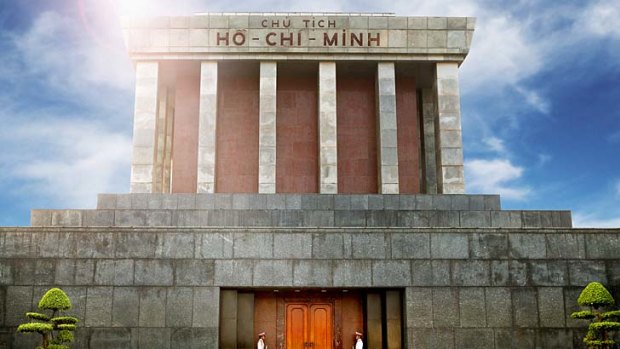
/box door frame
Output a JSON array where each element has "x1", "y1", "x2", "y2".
[{"x1": 277, "y1": 292, "x2": 340, "y2": 349}]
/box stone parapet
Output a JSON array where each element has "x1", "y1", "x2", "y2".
[
  {"x1": 31, "y1": 208, "x2": 572, "y2": 229},
  {"x1": 27, "y1": 193, "x2": 575, "y2": 228},
  {"x1": 98, "y1": 193, "x2": 499, "y2": 210}
]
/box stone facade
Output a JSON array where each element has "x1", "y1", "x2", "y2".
[{"x1": 2, "y1": 221, "x2": 620, "y2": 348}]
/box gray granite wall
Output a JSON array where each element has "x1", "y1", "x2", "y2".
[
  {"x1": 1, "y1": 227, "x2": 619, "y2": 348},
  {"x1": 30, "y1": 194, "x2": 573, "y2": 229}
]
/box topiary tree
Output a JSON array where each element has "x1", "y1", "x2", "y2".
[
  {"x1": 571, "y1": 282, "x2": 620, "y2": 348},
  {"x1": 16, "y1": 288, "x2": 79, "y2": 349}
]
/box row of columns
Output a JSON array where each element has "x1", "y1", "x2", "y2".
[{"x1": 129, "y1": 60, "x2": 465, "y2": 194}]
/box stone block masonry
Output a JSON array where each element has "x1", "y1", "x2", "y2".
[
  {"x1": 32, "y1": 193, "x2": 577, "y2": 229},
  {"x1": 2, "y1": 225, "x2": 620, "y2": 348}
]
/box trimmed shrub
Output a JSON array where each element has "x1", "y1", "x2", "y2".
[
  {"x1": 16, "y1": 287, "x2": 78, "y2": 349},
  {"x1": 26, "y1": 313, "x2": 51, "y2": 321},
  {"x1": 38, "y1": 288, "x2": 72, "y2": 311},
  {"x1": 572, "y1": 282, "x2": 620, "y2": 349},
  {"x1": 16, "y1": 323, "x2": 53, "y2": 334}
]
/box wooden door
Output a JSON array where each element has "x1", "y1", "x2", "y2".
[{"x1": 286, "y1": 303, "x2": 333, "y2": 349}]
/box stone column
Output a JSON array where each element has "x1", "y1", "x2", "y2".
[
  {"x1": 197, "y1": 61, "x2": 218, "y2": 193},
  {"x1": 258, "y1": 61, "x2": 277, "y2": 193},
  {"x1": 421, "y1": 88, "x2": 438, "y2": 194},
  {"x1": 163, "y1": 91, "x2": 175, "y2": 193},
  {"x1": 153, "y1": 87, "x2": 168, "y2": 193},
  {"x1": 376, "y1": 62, "x2": 400, "y2": 194},
  {"x1": 318, "y1": 62, "x2": 338, "y2": 194},
  {"x1": 130, "y1": 61, "x2": 159, "y2": 193},
  {"x1": 435, "y1": 62, "x2": 465, "y2": 194}
]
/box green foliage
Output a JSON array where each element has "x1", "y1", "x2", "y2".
[
  {"x1": 47, "y1": 345, "x2": 70, "y2": 349},
  {"x1": 50, "y1": 317, "x2": 79, "y2": 324},
  {"x1": 590, "y1": 321, "x2": 620, "y2": 331},
  {"x1": 584, "y1": 339, "x2": 615, "y2": 346},
  {"x1": 56, "y1": 330, "x2": 74, "y2": 343},
  {"x1": 16, "y1": 287, "x2": 78, "y2": 349},
  {"x1": 573, "y1": 282, "x2": 620, "y2": 349},
  {"x1": 572, "y1": 310, "x2": 596, "y2": 320},
  {"x1": 26, "y1": 312, "x2": 51, "y2": 321},
  {"x1": 38, "y1": 288, "x2": 72, "y2": 311},
  {"x1": 578, "y1": 282, "x2": 615, "y2": 308},
  {"x1": 602, "y1": 310, "x2": 620, "y2": 320},
  {"x1": 17, "y1": 323, "x2": 53, "y2": 334}
]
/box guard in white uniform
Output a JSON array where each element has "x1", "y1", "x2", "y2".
[
  {"x1": 354, "y1": 331, "x2": 363, "y2": 349},
  {"x1": 257, "y1": 332, "x2": 266, "y2": 349}
]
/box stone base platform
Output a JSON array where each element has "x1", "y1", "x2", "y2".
[{"x1": 30, "y1": 194, "x2": 572, "y2": 228}]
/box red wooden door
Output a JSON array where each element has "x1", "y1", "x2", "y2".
[{"x1": 286, "y1": 303, "x2": 333, "y2": 349}]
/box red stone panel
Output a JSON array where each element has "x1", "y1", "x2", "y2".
[
  {"x1": 396, "y1": 76, "x2": 421, "y2": 194},
  {"x1": 337, "y1": 75, "x2": 378, "y2": 193},
  {"x1": 276, "y1": 74, "x2": 318, "y2": 193},
  {"x1": 341, "y1": 292, "x2": 364, "y2": 349},
  {"x1": 216, "y1": 67, "x2": 260, "y2": 193},
  {"x1": 171, "y1": 74, "x2": 199, "y2": 193},
  {"x1": 254, "y1": 292, "x2": 277, "y2": 349}
]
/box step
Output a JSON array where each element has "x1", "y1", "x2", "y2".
[{"x1": 31, "y1": 208, "x2": 572, "y2": 228}]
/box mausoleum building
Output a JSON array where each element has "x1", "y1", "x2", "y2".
[{"x1": 1, "y1": 12, "x2": 620, "y2": 349}]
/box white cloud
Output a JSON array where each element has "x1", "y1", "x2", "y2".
[
  {"x1": 483, "y1": 137, "x2": 506, "y2": 154},
  {"x1": 577, "y1": 1, "x2": 620, "y2": 38},
  {"x1": 0, "y1": 116, "x2": 131, "y2": 209},
  {"x1": 12, "y1": 11, "x2": 134, "y2": 100},
  {"x1": 460, "y1": 15, "x2": 544, "y2": 95},
  {"x1": 573, "y1": 213, "x2": 620, "y2": 228},
  {"x1": 465, "y1": 158, "x2": 531, "y2": 200},
  {"x1": 0, "y1": 9, "x2": 134, "y2": 212}
]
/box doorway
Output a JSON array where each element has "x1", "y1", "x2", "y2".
[
  {"x1": 220, "y1": 289, "x2": 404, "y2": 349},
  {"x1": 286, "y1": 302, "x2": 333, "y2": 349}
]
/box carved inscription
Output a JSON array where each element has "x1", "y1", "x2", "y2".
[{"x1": 215, "y1": 17, "x2": 382, "y2": 47}]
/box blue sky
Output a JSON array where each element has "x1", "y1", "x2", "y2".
[{"x1": 0, "y1": 0, "x2": 619, "y2": 227}]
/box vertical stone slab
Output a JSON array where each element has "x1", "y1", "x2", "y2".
[
  {"x1": 421, "y1": 88, "x2": 438, "y2": 194},
  {"x1": 386, "y1": 290, "x2": 403, "y2": 349},
  {"x1": 130, "y1": 61, "x2": 159, "y2": 193},
  {"x1": 366, "y1": 292, "x2": 383, "y2": 348},
  {"x1": 319, "y1": 62, "x2": 338, "y2": 193},
  {"x1": 163, "y1": 90, "x2": 175, "y2": 193},
  {"x1": 153, "y1": 87, "x2": 168, "y2": 193},
  {"x1": 236, "y1": 292, "x2": 255, "y2": 349},
  {"x1": 220, "y1": 289, "x2": 237, "y2": 349},
  {"x1": 376, "y1": 62, "x2": 400, "y2": 194},
  {"x1": 197, "y1": 61, "x2": 218, "y2": 193},
  {"x1": 435, "y1": 62, "x2": 465, "y2": 194},
  {"x1": 258, "y1": 61, "x2": 277, "y2": 193},
  {"x1": 171, "y1": 73, "x2": 200, "y2": 193}
]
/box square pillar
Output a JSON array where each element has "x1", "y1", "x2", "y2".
[
  {"x1": 130, "y1": 62, "x2": 159, "y2": 193},
  {"x1": 197, "y1": 61, "x2": 218, "y2": 193},
  {"x1": 318, "y1": 62, "x2": 338, "y2": 194},
  {"x1": 421, "y1": 88, "x2": 438, "y2": 194},
  {"x1": 163, "y1": 90, "x2": 175, "y2": 193},
  {"x1": 258, "y1": 61, "x2": 277, "y2": 193},
  {"x1": 153, "y1": 87, "x2": 168, "y2": 193},
  {"x1": 435, "y1": 62, "x2": 465, "y2": 194},
  {"x1": 376, "y1": 62, "x2": 400, "y2": 194}
]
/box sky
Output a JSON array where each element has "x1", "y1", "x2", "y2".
[{"x1": 0, "y1": 0, "x2": 619, "y2": 227}]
